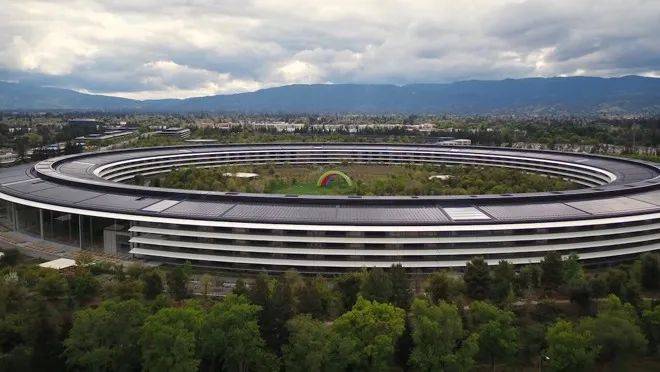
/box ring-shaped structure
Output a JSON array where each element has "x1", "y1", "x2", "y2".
[{"x1": 0, "y1": 143, "x2": 659, "y2": 274}]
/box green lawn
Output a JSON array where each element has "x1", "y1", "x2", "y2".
[
  {"x1": 158, "y1": 163, "x2": 580, "y2": 196},
  {"x1": 270, "y1": 180, "x2": 355, "y2": 195}
]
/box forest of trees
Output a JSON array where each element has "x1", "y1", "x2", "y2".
[
  {"x1": 152, "y1": 164, "x2": 578, "y2": 196},
  {"x1": 1, "y1": 250, "x2": 659, "y2": 371}
]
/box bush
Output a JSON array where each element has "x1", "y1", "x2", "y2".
[
  {"x1": 640, "y1": 253, "x2": 659, "y2": 290},
  {"x1": 0, "y1": 249, "x2": 19, "y2": 266}
]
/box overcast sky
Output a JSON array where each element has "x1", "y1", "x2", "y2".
[{"x1": 0, "y1": 0, "x2": 659, "y2": 100}]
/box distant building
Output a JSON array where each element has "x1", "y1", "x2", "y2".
[
  {"x1": 67, "y1": 119, "x2": 102, "y2": 137},
  {"x1": 77, "y1": 130, "x2": 135, "y2": 142},
  {"x1": 0, "y1": 150, "x2": 17, "y2": 164},
  {"x1": 437, "y1": 139, "x2": 472, "y2": 146},
  {"x1": 407, "y1": 123, "x2": 436, "y2": 132},
  {"x1": 68, "y1": 118, "x2": 99, "y2": 127},
  {"x1": 157, "y1": 127, "x2": 191, "y2": 138}
]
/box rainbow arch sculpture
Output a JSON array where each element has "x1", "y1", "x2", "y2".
[{"x1": 317, "y1": 170, "x2": 353, "y2": 187}]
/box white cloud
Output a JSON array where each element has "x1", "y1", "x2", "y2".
[
  {"x1": 275, "y1": 60, "x2": 324, "y2": 84},
  {"x1": 0, "y1": 0, "x2": 658, "y2": 99},
  {"x1": 105, "y1": 60, "x2": 262, "y2": 99}
]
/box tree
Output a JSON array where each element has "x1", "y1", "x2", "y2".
[
  {"x1": 467, "y1": 301, "x2": 518, "y2": 371},
  {"x1": 200, "y1": 274, "x2": 214, "y2": 298},
  {"x1": 232, "y1": 278, "x2": 249, "y2": 297},
  {"x1": 563, "y1": 253, "x2": 590, "y2": 314},
  {"x1": 640, "y1": 253, "x2": 659, "y2": 290},
  {"x1": 248, "y1": 273, "x2": 271, "y2": 308},
  {"x1": 360, "y1": 267, "x2": 393, "y2": 303},
  {"x1": 201, "y1": 295, "x2": 278, "y2": 371},
  {"x1": 425, "y1": 271, "x2": 464, "y2": 304},
  {"x1": 579, "y1": 295, "x2": 647, "y2": 363},
  {"x1": 641, "y1": 303, "x2": 660, "y2": 355},
  {"x1": 567, "y1": 279, "x2": 592, "y2": 315},
  {"x1": 64, "y1": 299, "x2": 148, "y2": 371},
  {"x1": 409, "y1": 298, "x2": 478, "y2": 371},
  {"x1": 15, "y1": 136, "x2": 27, "y2": 159},
  {"x1": 517, "y1": 322, "x2": 546, "y2": 367},
  {"x1": 515, "y1": 265, "x2": 541, "y2": 296},
  {"x1": 283, "y1": 315, "x2": 333, "y2": 372},
  {"x1": 111, "y1": 278, "x2": 143, "y2": 301},
  {"x1": 389, "y1": 264, "x2": 412, "y2": 309},
  {"x1": 297, "y1": 276, "x2": 335, "y2": 319},
  {"x1": 541, "y1": 251, "x2": 564, "y2": 290},
  {"x1": 464, "y1": 257, "x2": 491, "y2": 300},
  {"x1": 36, "y1": 269, "x2": 68, "y2": 300},
  {"x1": 1, "y1": 292, "x2": 66, "y2": 371},
  {"x1": 165, "y1": 265, "x2": 190, "y2": 300},
  {"x1": 490, "y1": 260, "x2": 514, "y2": 304},
  {"x1": 63, "y1": 140, "x2": 83, "y2": 155},
  {"x1": 69, "y1": 271, "x2": 99, "y2": 304},
  {"x1": 140, "y1": 305, "x2": 203, "y2": 372},
  {"x1": 603, "y1": 268, "x2": 641, "y2": 307},
  {"x1": 260, "y1": 271, "x2": 300, "y2": 352},
  {"x1": 562, "y1": 253, "x2": 584, "y2": 285},
  {"x1": 545, "y1": 319, "x2": 598, "y2": 372},
  {"x1": 335, "y1": 272, "x2": 362, "y2": 311},
  {"x1": 331, "y1": 297, "x2": 406, "y2": 371},
  {"x1": 588, "y1": 274, "x2": 608, "y2": 298},
  {"x1": 133, "y1": 174, "x2": 145, "y2": 186},
  {"x1": 142, "y1": 269, "x2": 164, "y2": 300},
  {"x1": 0, "y1": 249, "x2": 19, "y2": 266}
]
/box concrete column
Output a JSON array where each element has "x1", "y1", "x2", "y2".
[
  {"x1": 12, "y1": 203, "x2": 18, "y2": 231},
  {"x1": 39, "y1": 208, "x2": 44, "y2": 239},
  {"x1": 78, "y1": 215, "x2": 83, "y2": 249}
]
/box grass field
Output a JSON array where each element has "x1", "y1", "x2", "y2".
[
  {"x1": 158, "y1": 163, "x2": 581, "y2": 196},
  {"x1": 267, "y1": 164, "x2": 411, "y2": 195}
]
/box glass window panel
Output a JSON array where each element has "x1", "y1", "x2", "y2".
[{"x1": 15, "y1": 204, "x2": 40, "y2": 237}]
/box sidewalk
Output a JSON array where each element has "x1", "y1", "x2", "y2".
[{"x1": 0, "y1": 229, "x2": 130, "y2": 265}]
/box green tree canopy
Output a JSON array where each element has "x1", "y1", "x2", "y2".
[
  {"x1": 140, "y1": 305, "x2": 203, "y2": 372},
  {"x1": 541, "y1": 251, "x2": 564, "y2": 290},
  {"x1": 389, "y1": 264, "x2": 412, "y2": 309},
  {"x1": 283, "y1": 315, "x2": 333, "y2": 372},
  {"x1": 409, "y1": 298, "x2": 478, "y2": 371},
  {"x1": 142, "y1": 269, "x2": 164, "y2": 300},
  {"x1": 201, "y1": 294, "x2": 278, "y2": 372},
  {"x1": 64, "y1": 299, "x2": 148, "y2": 372},
  {"x1": 296, "y1": 276, "x2": 336, "y2": 319},
  {"x1": 545, "y1": 319, "x2": 598, "y2": 372},
  {"x1": 464, "y1": 257, "x2": 491, "y2": 300},
  {"x1": 562, "y1": 253, "x2": 585, "y2": 285},
  {"x1": 335, "y1": 272, "x2": 362, "y2": 312},
  {"x1": 467, "y1": 301, "x2": 519, "y2": 371},
  {"x1": 425, "y1": 270, "x2": 465, "y2": 305},
  {"x1": 36, "y1": 268, "x2": 68, "y2": 300},
  {"x1": 641, "y1": 303, "x2": 660, "y2": 356},
  {"x1": 578, "y1": 294, "x2": 647, "y2": 362},
  {"x1": 260, "y1": 270, "x2": 302, "y2": 352},
  {"x1": 490, "y1": 260, "x2": 514, "y2": 305},
  {"x1": 331, "y1": 297, "x2": 406, "y2": 371},
  {"x1": 165, "y1": 264, "x2": 191, "y2": 301},
  {"x1": 69, "y1": 270, "x2": 100, "y2": 304},
  {"x1": 360, "y1": 267, "x2": 394, "y2": 304},
  {"x1": 640, "y1": 253, "x2": 659, "y2": 290}
]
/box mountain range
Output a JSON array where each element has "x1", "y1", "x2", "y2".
[{"x1": 1, "y1": 76, "x2": 659, "y2": 114}]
